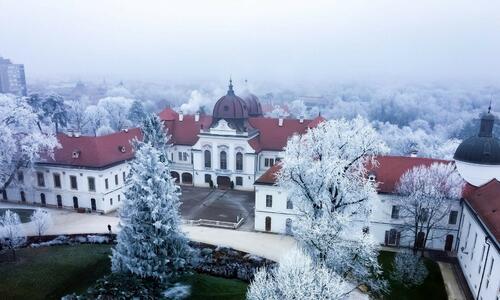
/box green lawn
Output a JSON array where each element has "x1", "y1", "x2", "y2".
[
  {"x1": 379, "y1": 251, "x2": 448, "y2": 300},
  {"x1": 0, "y1": 244, "x2": 248, "y2": 300},
  {"x1": 0, "y1": 208, "x2": 35, "y2": 223}
]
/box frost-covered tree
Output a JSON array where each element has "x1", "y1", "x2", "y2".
[
  {"x1": 0, "y1": 210, "x2": 26, "y2": 260},
  {"x1": 391, "y1": 251, "x2": 428, "y2": 287},
  {"x1": 265, "y1": 105, "x2": 290, "y2": 118},
  {"x1": 30, "y1": 208, "x2": 52, "y2": 238},
  {"x1": 28, "y1": 93, "x2": 69, "y2": 133},
  {"x1": 128, "y1": 100, "x2": 147, "y2": 125},
  {"x1": 97, "y1": 97, "x2": 133, "y2": 131},
  {"x1": 247, "y1": 248, "x2": 352, "y2": 300},
  {"x1": 111, "y1": 142, "x2": 191, "y2": 282},
  {"x1": 140, "y1": 114, "x2": 170, "y2": 158},
  {"x1": 396, "y1": 163, "x2": 464, "y2": 253},
  {"x1": 96, "y1": 125, "x2": 114, "y2": 137},
  {"x1": 83, "y1": 105, "x2": 110, "y2": 136},
  {"x1": 0, "y1": 94, "x2": 59, "y2": 190},
  {"x1": 66, "y1": 97, "x2": 89, "y2": 132},
  {"x1": 278, "y1": 117, "x2": 388, "y2": 293}
]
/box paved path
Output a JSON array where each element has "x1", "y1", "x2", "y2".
[
  {"x1": 1, "y1": 202, "x2": 292, "y2": 261},
  {"x1": 438, "y1": 262, "x2": 467, "y2": 300}
]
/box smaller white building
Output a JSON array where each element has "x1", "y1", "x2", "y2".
[
  {"x1": 1, "y1": 129, "x2": 140, "y2": 213},
  {"x1": 254, "y1": 156, "x2": 462, "y2": 251}
]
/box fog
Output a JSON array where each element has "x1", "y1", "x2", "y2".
[{"x1": 1, "y1": 0, "x2": 500, "y2": 85}]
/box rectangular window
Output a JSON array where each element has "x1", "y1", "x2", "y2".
[
  {"x1": 118, "y1": 194, "x2": 121, "y2": 202},
  {"x1": 269, "y1": 158, "x2": 275, "y2": 167},
  {"x1": 53, "y1": 173, "x2": 61, "y2": 188},
  {"x1": 115, "y1": 174, "x2": 118, "y2": 186},
  {"x1": 70, "y1": 175, "x2": 78, "y2": 190},
  {"x1": 178, "y1": 152, "x2": 182, "y2": 161},
  {"x1": 183, "y1": 152, "x2": 188, "y2": 161},
  {"x1": 105, "y1": 178, "x2": 109, "y2": 190},
  {"x1": 122, "y1": 171, "x2": 126, "y2": 182},
  {"x1": 110, "y1": 198, "x2": 113, "y2": 205},
  {"x1": 391, "y1": 205, "x2": 400, "y2": 219},
  {"x1": 471, "y1": 233, "x2": 477, "y2": 260},
  {"x1": 37, "y1": 172, "x2": 45, "y2": 187},
  {"x1": 266, "y1": 195, "x2": 272, "y2": 208},
  {"x1": 204, "y1": 174, "x2": 211, "y2": 183},
  {"x1": 264, "y1": 158, "x2": 269, "y2": 167},
  {"x1": 449, "y1": 210, "x2": 458, "y2": 225},
  {"x1": 236, "y1": 176, "x2": 243, "y2": 186},
  {"x1": 88, "y1": 177, "x2": 96, "y2": 192},
  {"x1": 17, "y1": 171, "x2": 24, "y2": 184}
]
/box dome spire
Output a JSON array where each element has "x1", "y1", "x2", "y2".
[
  {"x1": 227, "y1": 77, "x2": 235, "y2": 96},
  {"x1": 479, "y1": 103, "x2": 495, "y2": 138}
]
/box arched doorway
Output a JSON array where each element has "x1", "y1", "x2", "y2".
[
  {"x1": 40, "y1": 193, "x2": 46, "y2": 206},
  {"x1": 265, "y1": 216, "x2": 272, "y2": 232},
  {"x1": 285, "y1": 218, "x2": 292, "y2": 235},
  {"x1": 73, "y1": 196, "x2": 79, "y2": 209},
  {"x1": 181, "y1": 173, "x2": 193, "y2": 185},
  {"x1": 217, "y1": 176, "x2": 231, "y2": 189},
  {"x1": 56, "y1": 195, "x2": 62, "y2": 208},
  {"x1": 170, "y1": 171, "x2": 180, "y2": 183},
  {"x1": 445, "y1": 234, "x2": 454, "y2": 251},
  {"x1": 91, "y1": 198, "x2": 97, "y2": 211}
]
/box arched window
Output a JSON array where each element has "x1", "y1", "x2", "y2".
[
  {"x1": 286, "y1": 199, "x2": 293, "y2": 209},
  {"x1": 265, "y1": 216, "x2": 272, "y2": 232},
  {"x1": 73, "y1": 196, "x2": 79, "y2": 209},
  {"x1": 40, "y1": 193, "x2": 46, "y2": 206},
  {"x1": 204, "y1": 150, "x2": 211, "y2": 168},
  {"x1": 236, "y1": 152, "x2": 243, "y2": 171},
  {"x1": 220, "y1": 151, "x2": 227, "y2": 170}
]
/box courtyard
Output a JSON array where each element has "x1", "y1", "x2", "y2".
[{"x1": 179, "y1": 186, "x2": 255, "y2": 230}]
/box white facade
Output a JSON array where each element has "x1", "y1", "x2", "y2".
[
  {"x1": 457, "y1": 202, "x2": 500, "y2": 300},
  {"x1": 455, "y1": 160, "x2": 500, "y2": 187},
  {"x1": 255, "y1": 184, "x2": 296, "y2": 234},
  {"x1": 254, "y1": 184, "x2": 462, "y2": 251},
  {"x1": 2, "y1": 162, "x2": 130, "y2": 214}
]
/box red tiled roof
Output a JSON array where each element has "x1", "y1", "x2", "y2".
[
  {"x1": 366, "y1": 156, "x2": 452, "y2": 194},
  {"x1": 158, "y1": 107, "x2": 178, "y2": 120},
  {"x1": 247, "y1": 117, "x2": 315, "y2": 151},
  {"x1": 255, "y1": 155, "x2": 452, "y2": 194},
  {"x1": 41, "y1": 128, "x2": 142, "y2": 168},
  {"x1": 158, "y1": 108, "x2": 212, "y2": 146},
  {"x1": 307, "y1": 115, "x2": 326, "y2": 129},
  {"x1": 255, "y1": 163, "x2": 282, "y2": 185},
  {"x1": 464, "y1": 180, "x2": 500, "y2": 242}
]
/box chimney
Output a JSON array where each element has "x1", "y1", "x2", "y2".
[
  {"x1": 195, "y1": 111, "x2": 200, "y2": 122},
  {"x1": 278, "y1": 117, "x2": 284, "y2": 127},
  {"x1": 410, "y1": 150, "x2": 418, "y2": 157},
  {"x1": 179, "y1": 111, "x2": 184, "y2": 122},
  {"x1": 299, "y1": 115, "x2": 304, "y2": 123}
]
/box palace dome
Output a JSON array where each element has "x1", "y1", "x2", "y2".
[
  {"x1": 454, "y1": 109, "x2": 500, "y2": 186},
  {"x1": 242, "y1": 92, "x2": 263, "y2": 117},
  {"x1": 212, "y1": 80, "x2": 249, "y2": 120}
]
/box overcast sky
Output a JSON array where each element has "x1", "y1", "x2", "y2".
[{"x1": 1, "y1": 0, "x2": 499, "y2": 85}]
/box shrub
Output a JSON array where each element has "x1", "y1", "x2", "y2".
[{"x1": 390, "y1": 251, "x2": 428, "y2": 287}]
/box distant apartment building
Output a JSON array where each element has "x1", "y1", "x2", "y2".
[{"x1": 0, "y1": 56, "x2": 27, "y2": 96}]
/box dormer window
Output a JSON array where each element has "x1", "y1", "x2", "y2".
[
  {"x1": 118, "y1": 146, "x2": 126, "y2": 153},
  {"x1": 368, "y1": 173, "x2": 376, "y2": 182},
  {"x1": 72, "y1": 150, "x2": 81, "y2": 159}
]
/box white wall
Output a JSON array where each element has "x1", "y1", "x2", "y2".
[
  {"x1": 4, "y1": 162, "x2": 130, "y2": 213},
  {"x1": 254, "y1": 185, "x2": 461, "y2": 251},
  {"x1": 255, "y1": 184, "x2": 295, "y2": 233},
  {"x1": 457, "y1": 203, "x2": 500, "y2": 300}
]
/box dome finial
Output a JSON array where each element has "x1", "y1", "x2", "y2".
[
  {"x1": 488, "y1": 98, "x2": 492, "y2": 114},
  {"x1": 227, "y1": 77, "x2": 234, "y2": 95}
]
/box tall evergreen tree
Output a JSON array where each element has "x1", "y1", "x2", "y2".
[
  {"x1": 111, "y1": 142, "x2": 191, "y2": 282},
  {"x1": 140, "y1": 113, "x2": 170, "y2": 159},
  {"x1": 128, "y1": 100, "x2": 147, "y2": 126}
]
